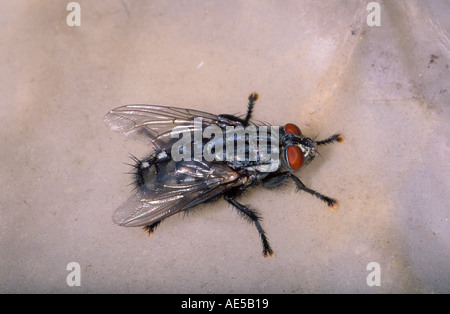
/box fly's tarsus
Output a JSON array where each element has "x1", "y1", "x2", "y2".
[
  {"x1": 316, "y1": 134, "x2": 344, "y2": 145},
  {"x1": 243, "y1": 92, "x2": 258, "y2": 127},
  {"x1": 143, "y1": 221, "x2": 162, "y2": 236},
  {"x1": 328, "y1": 199, "x2": 340, "y2": 210}
]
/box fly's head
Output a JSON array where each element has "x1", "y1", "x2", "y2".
[{"x1": 281, "y1": 123, "x2": 318, "y2": 171}]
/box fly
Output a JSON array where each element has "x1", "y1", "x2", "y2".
[{"x1": 104, "y1": 93, "x2": 344, "y2": 257}]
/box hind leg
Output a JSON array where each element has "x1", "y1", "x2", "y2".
[
  {"x1": 224, "y1": 194, "x2": 273, "y2": 257},
  {"x1": 143, "y1": 220, "x2": 162, "y2": 236}
]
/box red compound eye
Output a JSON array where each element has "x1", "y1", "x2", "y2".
[
  {"x1": 285, "y1": 123, "x2": 302, "y2": 136},
  {"x1": 287, "y1": 145, "x2": 304, "y2": 170}
]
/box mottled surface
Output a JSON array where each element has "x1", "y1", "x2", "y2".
[{"x1": 1, "y1": 0, "x2": 449, "y2": 293}]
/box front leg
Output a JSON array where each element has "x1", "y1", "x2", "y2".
[
  {"x1": 261, "y1": 172, "x2": 339, "y2": 209},
  {"x1": 315, "y1": 134, "x2": 344, "y2": 146}
]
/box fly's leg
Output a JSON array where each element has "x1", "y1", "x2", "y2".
[
  {"x1": 143, "y1": 220, "x2": 162, "y2": 236},
  {"x1": 291, "y1": 175, "x2": 339, "y2": 209},
  {"x1": 217, "y1": 92, "x2": 259, "y2": 127},
  {"x1": 262, "y1": 172, "x2": 339, "y2": 209},
  {"x1": 243, "y1": 92, "x2": 258, "y2": 126},
  {"x1": 223, "y1": 194, "x2": 273, "y2": 257},
  {"x1": 315, "y1": 134, "x2": 344, "y2": 146},
  {"x1": 261, "y1": 172, "x2": 291, "y2": 189}
]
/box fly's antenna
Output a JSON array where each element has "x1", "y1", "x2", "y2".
[{"x1": 243, "y1": 92, "x2": 258, "y2": 126}]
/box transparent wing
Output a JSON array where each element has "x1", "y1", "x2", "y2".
[
  {"x1": 104, "y1": 104, "x2": 237, "y2": 149},
  {"x1": 112, "y1": 159, "x2": 242, "y2": 227}
]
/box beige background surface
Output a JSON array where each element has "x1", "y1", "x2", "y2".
[{"x1": 0, "y1": 0, "x2": 449, "y2": 293}]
